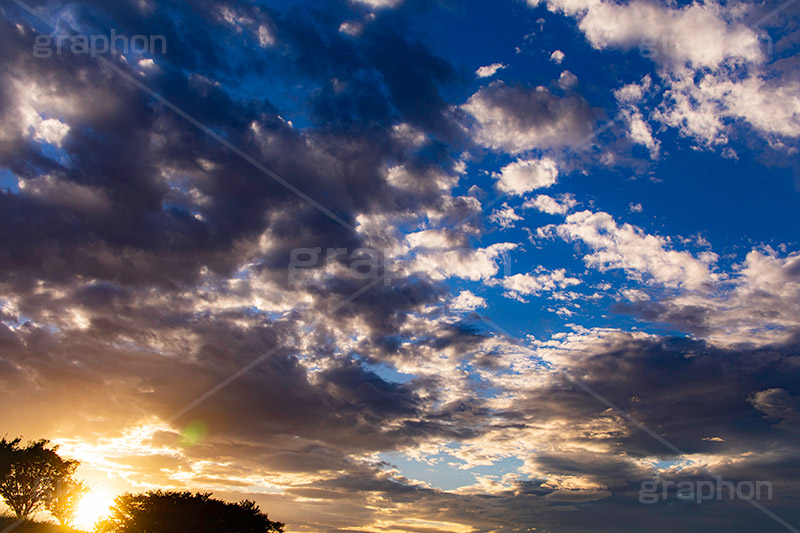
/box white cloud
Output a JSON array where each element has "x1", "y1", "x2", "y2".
[
  {"x1": 614, "y1": 76, "x2": 651, "y2": 105},
  {"x1": 385, "y1": 164, "x2": 458, "y2": 193},
  {"x1": 138, "y1": 58, "x2": 157, "y2": 71},
  {"x1": 550, "y1": 50, "x2": 565, "y2": 64},
  {"x1": 614, "y1": 76, "x2": 660, "y2": 157},
  {"x1": 523, "y1": 193, "x2": 577, "y2": 215},
  {"x1": 653, "y1": 68, "x2": 800, "y2": 144},
  {"x1": 450, "y1": 290, "x2": 486, "y2": 312},
  {"x1": 339, "y1": 21, "x2": 364, "y2": 36},
  {"x1": 390, "y1": 123, "x2": 427, "y2": 147},
  {"x1": 535, "y1": 0, "x2": 800, "y2": 147},
  {"x1": 463, "y1": 81, "x2": 594, "y2": 153},
  {"x1": 544, "y1": 0, "x2": 762, "y2": 68},
  {"x1": 406, "y1": 228, "x2": 465, "y2": 251},
  {"x1": 558, "y1": 71, "x2": 578, "y2": 90},
  {"x1": 4, "y1": 78, "x2": 76, "y2": 148},
  {"x1": 622, "y1": 109, "x2": 660, "y2": 158},
  {"x1": 218, "y1": 6, "x2": 276, "y2": 47},
  {"x1": 493, "y1": 157, "x2": 559, "y2": 196},
  {"x1": 491, "y1": 268, "x2": 581, "y2": 302},
  {"x1": 541, "y1": 210, "x2": 716, "y2": 289},
  {"x1": 662, "y1": 249, "x2": 800, "y2": 346},
  {"x1": 412, "y1": 243, "x2": 516, "y2": 281},
  {"x1": 257, "y1": 25, "x2": 275, "y2": 47},
  {"x1": 475, "y1": 63, "x2": 507, "y2": 78},
  {"x1": 489, "y1": 204, "x2": 523, "y2": 229},
  {"x1": 352, "y1": 0, "x2": 402, "y2": 9},
  {"x1": 32, "y1": 118, "x2": 70, "y2": 147}
]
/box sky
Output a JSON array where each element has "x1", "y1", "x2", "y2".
[{"x1": 1, "y1": 0, "x2": 800, "y2": 531}]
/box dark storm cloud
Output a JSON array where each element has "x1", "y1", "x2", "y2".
[
  {"x1": 0, "y1": 304, "x2": 452, "y2": 451},
  {"x1": 512, "y1": 333, "x2": 800, "y2": 458},
  {"x1": 360, "y1": 330, "x2": 800, "y2": 531},
  {"x1": 0, "y1": 0, "x2": 466, "y2": 294},
  {"x1": 613, "y1": 256, "x2": 800, "y2": 345},
  {"x1": 271, "y1": 1, "x2": 464, "y2": 139},
  {"x1": 311, "y1": 275, "x2": 446, "y2": 337}
]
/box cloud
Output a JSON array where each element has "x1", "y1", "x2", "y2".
[
  {"x1": 462, "y1": 81, "x2": 595, "y2": 153},
  {"x1": 0, "y1": 6, "x2": 490, "y2": 506},
  {"x1": 614, "y1": 77, "x2": 661, "y2": 158},
  {"x1": 17, "y1": 173, "x2": 112, "y2": 215},
  {"x1": 617, "y1": 248, "x2": 800, "y2": 346},
  {"x1": 390, "y1": 324, "x2": 800, "y2": 530},
  {"x1": 339, "y1": 21, "x2": 364, "y2": 37},
  {"x1": 216, "y1": 5, "x2": 277, "y2": 48},
  {"x1": 522, "y1": 193, "x2": 577, "y2": 215},
  {"x1": 614, "y1": 76, "x2": 650, "y2": 105},
  {"x1": 488, "y1": 203, "x2": 523, "y2": 229},
  {"x1": 543, "y1": 0, "x2": 762, "y2": 68},
  {"x1": 450, "y1": 290, "x2": 486, "y2": 312},
  {"x1": 475, "y1": 63, "x2": 506, "y2": 78},
  {"x1": 493, "y1": 157, "x2": 559, "y2": 196},
  {"x1": 352, "y1": 0, "x2": 403, "y2": 9},
  {"x1": 751, "y1": 388, "x2": 800, "y2": 429},
  {"x1": 558, "y1": 70, "x2": 578, "y2": 90},
  {"x1": 490, "y1": 268, "x2": 580, "y2": 301},
  {"x1": 32, "y1": 118, "x2": 71, "y2": 146},
  {"x1": 406, "y1": 228, "x2": 469, "y2": 251},
  {"x1": 411, "y1": 243, "x2": 516, "y2": 281},
  {"x1": 540, "y1": 210, "x2": 716, "y2": 289},
  {"x1": 549, "y1": 50, "x2": 565, "y2": 64},
  {"x1": 535, "y1": 0, "x2": 800, "y2": 148},
  {"x1": 496, "y1": 326, "x2": 800, "y2": 463},
  {"x1": 653, "y1": 67, "x2": 800, "y2": 145},
  {"x1": 620, "y1": 108, "x2": 660, "y2": 158}
]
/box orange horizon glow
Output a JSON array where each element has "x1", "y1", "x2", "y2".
[{"x1": 73, "y1": 488, "x2": 115, "y2": 531}]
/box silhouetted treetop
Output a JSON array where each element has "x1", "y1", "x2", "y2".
[
  {"x1": 96, "y1": 490, "x2": 285, "y2": 533},
  {"x1": 0, "y1": 438, "x2": 79, "y2": 521}
]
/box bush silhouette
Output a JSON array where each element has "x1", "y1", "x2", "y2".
[{"x1": 95, "y1": 491, "x2": 285, "y2": 533}]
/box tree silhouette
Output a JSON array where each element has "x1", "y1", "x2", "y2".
[
  {"x1": 96, "y1": 491, "x2": 285, "y2": 533},
  {"x1": 45, "y1": 477, "x2": 89, "y2": 527},
  {"x1": 0, "y1": 438, "x2": 79, "y2": 520},
  {"x1": 0, "y1": 438, "x2": 16, "y2": 480}
]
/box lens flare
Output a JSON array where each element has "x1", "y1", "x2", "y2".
[{"x1": 179, "y1": 420, "x2": 209, "y2": 447}]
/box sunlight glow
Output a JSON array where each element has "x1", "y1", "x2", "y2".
[{"x1": 73, "y1": 489, "x2": 115, "y2": 531}]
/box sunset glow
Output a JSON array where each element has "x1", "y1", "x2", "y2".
[{"x1": 73, "y1": 489, "x2": 115, "y2": 532}]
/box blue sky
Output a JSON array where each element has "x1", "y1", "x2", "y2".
[{"x1": 1, "y1": 0, "x2": 800, "y2": 532}]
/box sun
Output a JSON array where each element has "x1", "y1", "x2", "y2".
[{"x1": 73, "y1": 489, "x2": 115, "y2": 531}]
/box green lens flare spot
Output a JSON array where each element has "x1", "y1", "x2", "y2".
[{"x1": 179, "y1": 420, "x2": 208, "y2": 447}]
